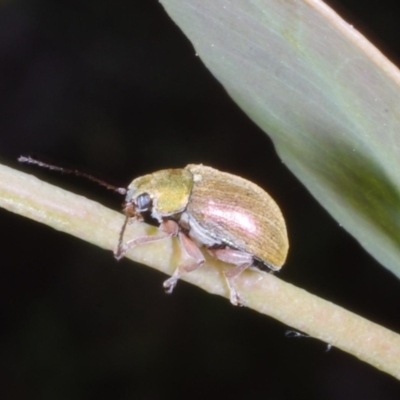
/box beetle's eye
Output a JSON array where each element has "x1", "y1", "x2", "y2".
[{"x1": 135, "y1": 192, "x2": 152, "y2": 211}]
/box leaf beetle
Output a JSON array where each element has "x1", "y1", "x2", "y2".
[{"x1": 115, "y1": 164, "x2": 289, "y2": 306}]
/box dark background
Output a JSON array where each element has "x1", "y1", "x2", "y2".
[{"x1": 1, "y1": 0, "x2": 400, "y2": 399}]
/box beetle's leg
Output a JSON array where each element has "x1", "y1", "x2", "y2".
[
  {"x1": 207, "y1": 248, "x2": 253, "y2": 306},
  {"x1": 114, "y1": 220, "x2": 179, "y2": 260},
  {"x1": 163, "y1": 232, "x2": 205, "y2": 294}
]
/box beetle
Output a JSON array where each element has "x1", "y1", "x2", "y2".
[
  {"x1": 18, "y1": 157, "x2": 289, "y2": 306},
  {"x1": 115, "y1": 164, "x2": 289, "y2": 306}
]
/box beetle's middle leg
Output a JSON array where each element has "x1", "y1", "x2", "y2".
[{"x1": 163, "y1": 232, "x2": 205, "y2": 294}]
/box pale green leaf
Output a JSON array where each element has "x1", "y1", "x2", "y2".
[{"x1": 159, "y1": 0, "x2": 400, "y2": 278}]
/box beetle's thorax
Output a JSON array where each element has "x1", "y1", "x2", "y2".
[{"x1": 126, "y1": 168, "x2": 193, "y2": 222}]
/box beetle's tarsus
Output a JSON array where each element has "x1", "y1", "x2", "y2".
[
  {"x1": 223, "y1": 274, "x2": 246, "y2": 306},
  {"x1": 229, "y1": 288, "x2": 246, "y2": 307},
  {"x1": 113, "y1": 245, "x2": 126, "y2": 260},
  {"x1": 163, "y1": 277, "x2": 178, "y2": 294}
]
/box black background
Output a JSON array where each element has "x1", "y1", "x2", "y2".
[{"x1": 1, "y1": 0, "x2": 400, "y2": 399}]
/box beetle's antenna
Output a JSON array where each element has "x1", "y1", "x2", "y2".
[{"x1": 18, "y1": 156, "x2": 127, "y2": 195}]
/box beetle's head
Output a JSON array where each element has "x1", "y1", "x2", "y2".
[{"x1": 122, "y1": 190, "x2": 152, "y2": 221}]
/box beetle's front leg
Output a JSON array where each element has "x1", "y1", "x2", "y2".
[{"x1": 114, "y1": 219, "x2": 179, "y2": 260}]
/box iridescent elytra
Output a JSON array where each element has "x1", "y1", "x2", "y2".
[{"x1": 115, "y1": 164, "x2": 289, "y2": 306}]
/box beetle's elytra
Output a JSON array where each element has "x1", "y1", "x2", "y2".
[{"x1": 115, "y1": 164, "x2": 289, "y2": 306}]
